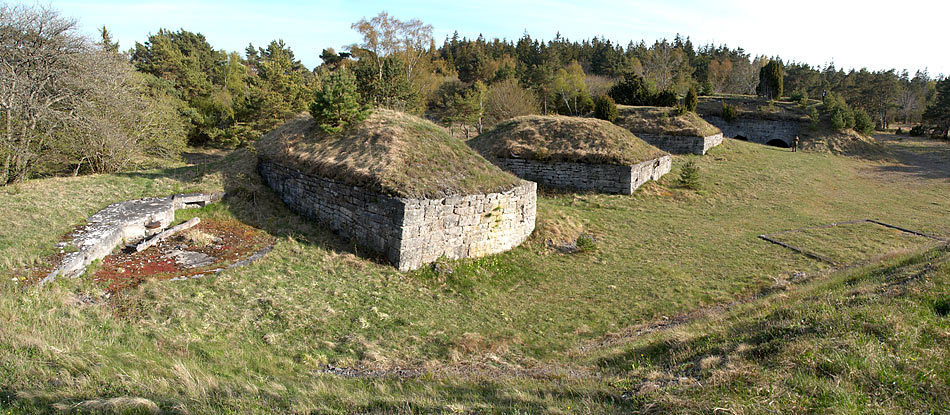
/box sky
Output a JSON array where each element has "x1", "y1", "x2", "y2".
[{"x1": 48, "y1": 0, "x2": 950, "y2": 76}]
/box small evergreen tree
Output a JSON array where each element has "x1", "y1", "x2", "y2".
[
  {"x1": 593, "y1": 95, "x2": 618, "y2": 122},
  {"x1": 756, "y1": 60, "x2": 784, "y2": 100},
  {"x1": 853, "y1": 109, "x2": 875, "y2": 135},
  {"x1": 679, "y1": 158, "x2": 701, "y2": 190},
  {"x1": 684, "y1": 85, "x2": 698, "y2": 112},
  {"x1": 822, "y1": 93, "x2": 855, "y2": 131},
  {"x1": 700, "y1": 79, "x2": 714, "y2": 96},
  {"x1": 310, "y1": 69, "x2": 371, "y2": 134}
]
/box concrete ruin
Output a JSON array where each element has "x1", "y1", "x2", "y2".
[{"x1": 41, "y1": 193, "x2": 223, "y2": 285}]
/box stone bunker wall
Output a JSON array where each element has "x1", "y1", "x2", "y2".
[
  {"x1": 491, "y1": 155, "x2": 672, "y2": 194},
  {"x1": 636, "y1": 133, "x2": 723, "y2": 155},
  {"x1": 259, "y1": 160, "x2": 536, "y2": 271},
  {"x1": 703, "y1": 116, "x2": 801, "y2": 146}
]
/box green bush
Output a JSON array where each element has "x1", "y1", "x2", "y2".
[
  {"x1": 310, "y1": 69, "x2": 371, "y2": 134},
  {"x1": 674, "y1": 105, "x2": 689, "y2": 116},
  {"x1": 791, "y1": 89, "x2": 809, "y2": 108},
  {"x1": 910, "y1": 125, "x2": 926, "y2": 136},
  {"x1": 678, "y1": 158, "x2": 701, "y2": 190},
  {"x1": 684, "y1": 85, "x2": 698, "y2": 112},
  {"x1": 721, "y1": 102, "x2": 738, "y2": 122},
  {"x1": 575, "y1": 233, "x2": 597, "y2": 252},
  {"x1": 593, "y1": 95, "x2": 619, "y2": 122},
  {"x1": 608, "y1": 72, "x2": 655, "y2": 106},
  {"x1": 854, "y1": 109, "x2": 875, "y2": 135},
  {"x1": 822, "y1": 93, "x2": 854, "y2": 131},
  {"x1": 652, "y1": 89, "x2": 678, "y2": 107}
]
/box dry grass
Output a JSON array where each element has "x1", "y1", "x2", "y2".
[
  {"x1": 696, "y1": 94, "x2": 811, "y2": 121},
  {"x1": 616, "y1": 105, "x2": 722, "y2": 137},
  {"x1": 256, "y1": 109, "x2": 520, "y2": 199},
  {"x1": 469, "y1": 115, "x2": 668, "y2": 166},
  {"x1": 182, "y1": 228, "x2": 216, "y2": 248},
  {"x1": 801, "y1": 128, "x2": 890, "y2": 159}
]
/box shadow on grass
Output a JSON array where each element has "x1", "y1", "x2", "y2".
[
  {"x1": 211, "y1": 149, "x2": 392, "y2": 269},
  {"x1": 864, "y1": 134, "x2": 950, "y2": 180}
]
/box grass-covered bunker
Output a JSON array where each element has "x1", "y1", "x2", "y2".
[
  {"x1": 256, "y1": 109, "x2": 536, "y2": 271},
  {"x1": 617, "y1": 106, "x2": 723, "y2": 155},
  {"x1": 469, "y1": 115, "x2": 672, "y2": 194}
]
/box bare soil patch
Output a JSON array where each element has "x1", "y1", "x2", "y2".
[{"x1": 94, "y1": 219, "x2": 274, "y2": 292}]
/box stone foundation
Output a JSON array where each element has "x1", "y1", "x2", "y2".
[
  {"x1": 259, "y1": 160, "x2": 536, "y2": 271},
  {"x1": 635, "y1": 133, "x2": 723, "y2": 155},
  {"x1": 489, "y1": 155, "x2": 671, "y2": 194},
  {"x1": 703, "y1": 116, "x2": 801, "y2": 146}
]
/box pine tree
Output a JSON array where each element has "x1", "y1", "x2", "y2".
[
  {"x1": 923, "y1": 78, "x2": 950, "y2": 138},
  {"x1": 678, "y1": 159, "x2": 701, "y2": 190},
  {"x1": 310, "y1": 69, "x2": 371, "y2": 134},
  {"x1": 757, "y1": 60, "x2": 784, "y2": 100},
  {"x1": 685, "y1": 85, "x2": 698, "y2": 112}
]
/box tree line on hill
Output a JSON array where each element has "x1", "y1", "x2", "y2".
[{"x1": 1, "y1": 5, "x2": 949, "y2": 184}]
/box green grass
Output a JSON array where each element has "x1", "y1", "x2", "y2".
[
  {"x1": 589, "y1": 247, "x2": 950, "y2": 414},
  {"x1": 766, "y1": 221, "x2": 940, "y2": 265},
  {"x1": 1, "y1": 136, "x2": 949, "y2": 413}
]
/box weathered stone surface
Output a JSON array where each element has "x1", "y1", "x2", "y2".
[
  {"x1": 489, "y1": 155, "x2": 672, "y2": 195},
  {"x1": 41, "y1": 192, "x2": 224, "y2": 285},
  {"x1": 703, "y1": 116, "x2": 800, "y2": 146},
  {"x1": 164, "y1": 249, "x2": 216, "y2": 269},
  {"x1": 259, "y1": 160, "x2": 536, "y2": 272},
  {"x1": 635, "y1": 133, "x2": 723, "y2": 155}
]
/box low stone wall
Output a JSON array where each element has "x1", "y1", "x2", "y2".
[
  {"x1": 703, "y1": 116, "x2": 801, "y2": 146},
  {"x1": 42, "y1": 192, "x2": 223, "y2": 285},
  {"x1": 259, "y1": 160, "x2": 536, "y2": 271},
  {"x1": 490, "y1": 155, "x2": 671, "y2": 195},
  {"x1": 636, "y1": 133, "x2": 723, "y2": 155}
]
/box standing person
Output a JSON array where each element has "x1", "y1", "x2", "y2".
[{"x1": 793, "y1": 136, "x2": 800, "y2": 152}]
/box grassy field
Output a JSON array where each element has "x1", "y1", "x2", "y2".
[
  {"x1": 764, "y1": 220, "x2": 942, "y2": 265},
  {"x1": 0, "y1": 133, "x2": 948, "y2": 413}
]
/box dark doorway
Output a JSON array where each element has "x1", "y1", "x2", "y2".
[
  {"x1": 766, "y1": 139, "x2": 791, "y2": 148},
  {"x1": 734, "y1": 135, "x2": 749, "y2": 141}
]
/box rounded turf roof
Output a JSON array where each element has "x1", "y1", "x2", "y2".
[
  {"x1": 468, "y1": 115, "x2": 668, "y2": 166},
  {"x1": 616, "y1": 105, "x2": 722, "y2": 137},
  {"x1": 256, "y1": 109, "x2": 521, "y2": 199}
]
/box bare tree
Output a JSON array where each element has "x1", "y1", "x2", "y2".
[
  {"x1": 350, "y1": 12, "x2": 433, "y2": 83},
  {"x1": 0, "y1": 3, "x2": 185, "y2": 182},
  {"x1": 0, "y1": 3, "x2": 87, "y2": 183}
]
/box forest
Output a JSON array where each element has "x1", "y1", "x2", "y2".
[{"x1": 1, "y1": 4, "x2": 948, "y2": 184}]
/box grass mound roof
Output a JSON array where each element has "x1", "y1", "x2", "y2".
[
  {"x1": 469, "y1": 115, "x2": 668, "y2": 166},
  {"x1": 617, "y1": 105, "x2": 722, "y2": 137},
  {"x1": 256, "y1": 109, "x2": 520, "y2": 199},
  {"x1": 696, "y1": 95, "x2": 812, "y2": 121}
]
